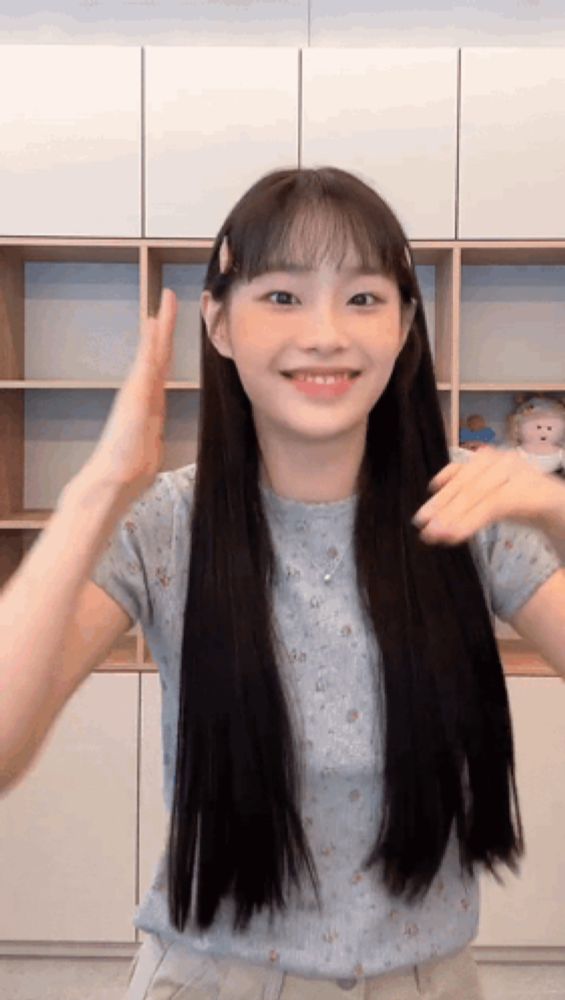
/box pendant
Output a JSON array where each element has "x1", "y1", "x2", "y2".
[{"x1": 323, "y1": 572, "x2": 332, "y2": 584}]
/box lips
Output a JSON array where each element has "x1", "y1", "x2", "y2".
[{"x1": 282, "y1": 370, "x2": 360, "y2": 380}]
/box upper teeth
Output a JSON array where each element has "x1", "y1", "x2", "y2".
[{"x1": 291, "y1": 372, "x2": 353, "y2": 384}]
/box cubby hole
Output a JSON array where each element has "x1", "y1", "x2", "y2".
[{"x1": 0, "y1": 246, "x2": 200, "y2": 670}]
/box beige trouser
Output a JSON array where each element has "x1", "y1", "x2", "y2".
[{"x1": 126, "y1": 934, "x2": 485, "y2": 1000}]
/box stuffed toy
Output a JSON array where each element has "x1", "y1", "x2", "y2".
[
  {"x1": 459, "y1": 414, "x2": 497, "y2": 451},
  {"x1": 505, "y1": 393, "x2": 565, "y2": 477}
]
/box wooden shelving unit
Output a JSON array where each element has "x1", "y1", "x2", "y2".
[{"x1": 1, "y1": 237, "x2": 563, "y2": 677}]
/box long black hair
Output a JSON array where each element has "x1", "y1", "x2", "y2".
[{"x1": 166, "y1": 166, "x2": 523, "y2": 933}]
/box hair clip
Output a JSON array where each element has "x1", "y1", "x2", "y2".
[
  {"x1": 219, "y1": 235, "x2": 236, "y2": 275},
  {"x1": 404, "y1": 244, "x2": 413, "y2": 269}
]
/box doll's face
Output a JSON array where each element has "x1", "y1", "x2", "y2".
[{"x1": 520, "y1": 410, "x2": 565, "y2": 447}]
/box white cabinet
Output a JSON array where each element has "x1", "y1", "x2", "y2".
[
  {"x1": 0, "y1": 673, "x2": 138, "y2": 941},
  {"x1": 301, "y1": 48, "x2": 458, "y2": 240},
  {"x1": 476, "y1": 677, "x2": 565, "y2": 946},
  {"x1": 0, "y1": 45, "x2": 141, "y2": 237},
  {"x1": 1, "y1": 671, "x2": 563, "y2": 946},
  {"x1": 0, "y1": 45, "x2": 141, "y2": 238},
  {"x1": 138, "y1": 672, "x2": 169, "y2": 909},
  {"x1": 144, "y1": 46, "x2": 299, "y2": 238},
  {"x1": 459, "y1": 48, "x2": 565, "y2": 239}
]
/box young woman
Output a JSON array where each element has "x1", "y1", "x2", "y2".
[{"x1": 86, "y1": 166, "x2": 565, "y2": 998}]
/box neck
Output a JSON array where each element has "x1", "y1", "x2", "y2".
[{"x1": 257, "y1": 422, "x2": 367, "y2": 503}]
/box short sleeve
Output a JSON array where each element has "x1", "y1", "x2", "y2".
[
  {"x1": 448, "y1": 445, "x2": 562, "y2": 623},
  {"x1": 89, "y1": 471, "x2": 174, "y2": 630},
  {"x1": 475, "y1": 519, "x2": 562, "y2": 623}
]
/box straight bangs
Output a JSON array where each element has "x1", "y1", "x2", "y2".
[{"x1": 221, "y1": 168, "x2": 414, "y2": 305}]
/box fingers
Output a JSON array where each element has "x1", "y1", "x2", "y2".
[
  {"x1": 138, "y1": 289, "x2": 176, "y2": 371},
  {"x1": 412, "y1": 465, "x2": 465, "y2": 528},
  {"x1": 158, "y1": 287, "x2": 172, "y2": 315},
  {"x1": 158, "y1": 288, "x2": 177, "y2": 332},
  {"x1": 413, "y1": 447, "x2": 502, "y2": 529},
  {"x1": 417, "y1": 492, "x2": 496, "y2": 545},
  {"x1": 156, "y1": 288, "x2": 177, "y2": 370},
  {"x1": 412, "y1": 447, "x2": 537, "y2": 545}
]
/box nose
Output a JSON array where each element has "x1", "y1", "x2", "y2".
[{"x1": 293, "y1": 304, "x2": 350, "y2": 353}]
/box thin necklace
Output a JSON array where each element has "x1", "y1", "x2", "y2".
[
  {"x1": 309, "y1": 539, "x2": 353, "y2": 585},
  {"x1": 273, "y1": 522, "x2": 353, "y2": 585},
  {"x1": 262, "y1": 480, "x2": 354, "y2": 584}
]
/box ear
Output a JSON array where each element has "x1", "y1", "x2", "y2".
[
  {"x1": 200, "y1": 289, "x2": 233, "y2": 360},
  {"x1": 400, "y1": 297, "x2": 417, "y2": 347}
]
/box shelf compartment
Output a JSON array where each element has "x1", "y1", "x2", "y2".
[
  {"x1": 459, "y1": 388, "x2": 565, "y2": 452},
  {"x1": 459, "y1": 262, "x2": 565, "y2": 385}
]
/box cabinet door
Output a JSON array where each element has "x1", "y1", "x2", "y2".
[
  {"x1": 459, "y1": 48, "x2": 565, "y2": 239},
  {"x1": 0, "y1": 673, "x2": 138, "y2": 942},
  {"x1": 301, "y1": 48, "x2": 458, "y2": 239},
  {"x1": 138, "y1": 672, "x2": 169, "y2": 911},
  {"x1": 144, "y1": 46, "x2": 299, "y2": 238},
  {"x1": 476, "y1": 677, "x2": 565, "y2": 946},
  {"x1": 0, "y1": 45, "x2": 141, "y2": 238}
]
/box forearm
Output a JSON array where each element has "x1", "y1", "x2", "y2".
[{"x1": 0, "y1": 462, "x2": 124, "y2": 774}]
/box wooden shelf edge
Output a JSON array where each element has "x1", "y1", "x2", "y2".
[
  {"x1": 2, "y1": 381, "x2": 562, "y2": 393},
  {"x1": 461, "y1": 383, "x2": 565, "y2": 392},
  {"x1": 498, "y1": 638, "x2": 559, "y2": 677},
  {"x1": 2, "y1": 238, "x2": 565, "y2": 267},
  {"x1": 96, "y1": 663, "x2": 157, "y2": 673},
  {"x1": 90, "y1": 652, "x2": 558, "y2": 679},
  {"x1": 0, "y1": 380, "x2": 200, "y2": 390}
]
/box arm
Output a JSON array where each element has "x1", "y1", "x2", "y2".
[
  {"x1": 509, "y1": 567, "x2": 565, "y2": 681},
  {"x1": 508, "y1": 484, "x2": 565, "y2": 681},
  {"x1": 0, "y1": 462, "x2": 125, "y2": 780},
  {"x1": 0, "y1": 287, "x2": 176, "y2": 788},
  {"x1": 415, "y1": 448, "x2": 565, "y2": 679}
]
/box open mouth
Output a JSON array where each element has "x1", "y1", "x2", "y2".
[
  {"x1": 281, "y1": 371, "x2": 361, "y2": 384},
  {"x1": 281, "y1": 370, "x2": 362, "y2": 399}
]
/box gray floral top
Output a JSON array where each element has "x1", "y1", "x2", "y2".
[{"x1": 90, "y1": 445, "x2": 561, "y2": 980}]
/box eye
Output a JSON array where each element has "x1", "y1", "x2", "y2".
[
  {"x1": 266, "y1": 291, "x2": 296, "y2": 306},
  {"x1": 349, "y1": 292, "x2": 382, "y2": 306},
  {"x1": 264, "y1": 291, "x2": 383, "y2": 307}
]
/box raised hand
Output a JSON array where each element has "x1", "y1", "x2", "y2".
[{"x1": 87, "y1": 288, "x2": 178, "y2": 507}]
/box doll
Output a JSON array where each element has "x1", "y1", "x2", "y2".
[
  {"x1": 459, "y1": 414, "x2": 496, "y2": 452},
  {"x1": 505, "y1": 394, "x2": 565, "y2": 477}
]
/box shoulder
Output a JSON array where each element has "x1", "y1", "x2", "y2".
[
  {"x1": 159, "y1": 461, "x2": 197, "y2": 498},
  {"x1": 155, "y1": 461, "x2": 197, "y2": 526},
  {"x1": 157, "y1": 462, "x2": 197, "y2": 503},
  {"x1": 444, "y1": 447, "x2": 562, "y2": 621},
  {"x1": 121, "y1": 462, "x2": 196, "y2": 536}
]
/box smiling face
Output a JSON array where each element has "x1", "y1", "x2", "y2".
[{"x1": 201, "y1": 250, "x2": 416, "y2": 452}]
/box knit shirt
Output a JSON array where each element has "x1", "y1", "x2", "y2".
[{"x1": 90, "y1": 445, "x2": 562, "y2": 980}]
